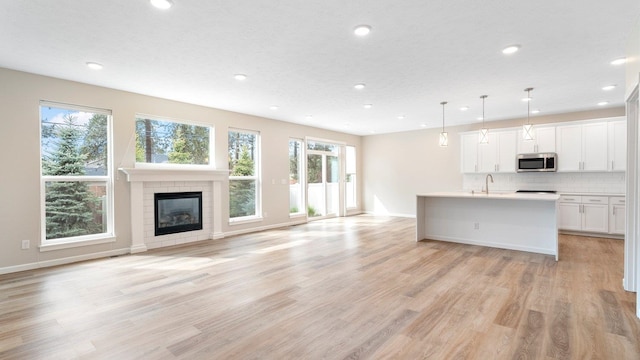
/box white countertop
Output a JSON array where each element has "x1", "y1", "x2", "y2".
[{"x1": 418, "y1": 191, "x2": 560, "y2": 201}]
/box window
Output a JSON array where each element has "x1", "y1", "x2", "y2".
[
  {"x1": 135, "y1": 116, "x2": 211, "y2": 166},
  {"x1": 289, "y1": 139, "x2": 304, "y2": 215},
  {"x1": 346, "y1": 146, "x2": 357, "y2": 209},
  {"x1": 40, "y1": 102, "x2": 113, "y2": 245},
  {"x1": 228, "y1": 129, "x2": 260, "y2": 220}
]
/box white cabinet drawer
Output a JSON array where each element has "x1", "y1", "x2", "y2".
[
  {"x1": 559, "y1": 195, "x2": 582, "y2": 203},
  {"x1": 582, "y1": 196, "x2": 608, "y2": 205},
  {"x1": 610, "y1": 197, "x2": 625, "y2": 205}
]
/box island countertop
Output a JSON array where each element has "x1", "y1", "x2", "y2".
[
  {"x1": 417, "y1": 191, "x2": 560, "y2": 201},
  {"x1": 416, "y1": 192, "x2": 559, "y2": 260}
]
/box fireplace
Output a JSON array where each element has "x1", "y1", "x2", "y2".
[{"x1": 154, "y1": 192, "x2": 203, "y2": 236}]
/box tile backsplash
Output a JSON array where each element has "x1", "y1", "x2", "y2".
[{"x1": 463, "y1": 172, "x2": 625, "y2": 194}]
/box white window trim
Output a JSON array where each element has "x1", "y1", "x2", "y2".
[{"x1": 39, "y1": 102, "x2": 115, "y2": 247}]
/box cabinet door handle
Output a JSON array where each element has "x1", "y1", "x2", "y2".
[
  {"x1": 564, "y1": 198, "x2": 575, "y2": 201},
  {"x1": 534, "y1": 144, "x2": 539, "y2": 153},
  {"x1": 612, "y1": 161, "x2": 615, "y2": 171},
  {"x1": 613, "y1": 207, "x2": 616, "y2": 216},
  {"x1": 588, "y1": 199, "x2": 601, "y2": 202}
]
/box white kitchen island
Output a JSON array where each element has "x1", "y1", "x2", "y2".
[{"x1": 416, "y1": 192, "x2": 560, "y2": 260}]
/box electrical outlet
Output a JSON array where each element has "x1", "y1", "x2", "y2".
[
  {"x1": 21, "y1": 240, "x2": 30, "y2": 250},
  {"x1": 474, "y1": 222, "x2": 480, "y2": 230}
]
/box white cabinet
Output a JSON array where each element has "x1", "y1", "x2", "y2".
[
  {"x1": 608, "y1": 120, "x2": 626, "y2": 171},
  {"x1": 609, "y1": 197, "x2": 626, "y2": 235},
  {"x1": 461, "y1": 131, "x2": 516, "y2": 173},
  {"x1": 558, "y1": 199, "x2": 581, "y2": 231},
  {"x1": 558, "y1": 195, "x2": 609, "y2": 233},
  {"x1": 517, "y1": 126, "x2": 556, "y2": 153},
  {"x1": 461, "y1": 133, "x2": 479, "y2": 173},
  {"x1": 477, "y1": 131, "x2": 517, "y2": 173},
  {"x1": 556, "y1": 123, "x2": 608, "y2": 172}
]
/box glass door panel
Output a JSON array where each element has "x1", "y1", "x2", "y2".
[
  {"x1": 307, "y1": 154, "x2": 325, "y2": 217},
  {"x1": 326, "y1": 155, "x2": 339, "y2": 216}
]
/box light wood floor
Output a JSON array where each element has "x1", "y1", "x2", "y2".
[{"x1": 1, "y1": 215, "x2": 639, "y2": 359}]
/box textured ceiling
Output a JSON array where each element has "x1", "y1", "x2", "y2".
[{"x1": 0, "y1": 1, "x2": 638, "y2": 135}]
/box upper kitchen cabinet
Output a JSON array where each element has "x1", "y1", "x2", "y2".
[
  {"x1": 461, "y1": 131, "x2": 516, "y2": 173},
  {"x1": 478, "y1": 131, "x2": 516, "y2": 173},
  {"x1": 608, "y1": 120, "x2": 626, "y2": 171},
  {"x1": 461, "y1": 133, "x2": 479, "y2": 173},
  {"x1": 556, "y1": 122, "x2": 608, "y2": 172},
  {"x1": 517, "y1": 126, "x2": 555, "y2": 154}
]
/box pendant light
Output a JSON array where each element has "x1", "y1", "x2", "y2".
[
  {"x1": 523, "y1": 87, "x2": 534, "y2": 141},
  {"x1": 479, "y1": 95, "x2": 489, "y2": 144},
  {"x1": 439, "y1": 101, "x2": 448, "y2": 147}
]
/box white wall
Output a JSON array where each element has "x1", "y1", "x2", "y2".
[
  {"x1": 362, "y1": 108, "x2": 625, "y2": 217},
  {"x1": 0, "y1": 67, "x2": 361, "y2": 271}
]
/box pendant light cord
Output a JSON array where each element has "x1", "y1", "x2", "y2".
[
  {"x1": 440, "y1": 101, "x2": 447, "y2": 132},
  {"x1": 525, "y1": 87, "x2": 533, "y2": 125},
  {"x1": 480, "y1": 95, "x2": 488, "y2": 126}
]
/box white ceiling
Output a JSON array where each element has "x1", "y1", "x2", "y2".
[{"x1": 1, "y1": 1, "x2": 637, "y2": 135}]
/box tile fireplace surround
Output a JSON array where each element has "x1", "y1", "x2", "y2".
[{"x1": 119, "y1": 168, "x2": 228, "y2": 253}]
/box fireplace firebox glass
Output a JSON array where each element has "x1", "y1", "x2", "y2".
[{"x1": 154, "y1": 192, "x2": 203, "y2": 236}]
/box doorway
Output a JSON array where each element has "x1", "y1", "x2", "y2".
[{"x1": 306, "y1": 140, "x2": 342, "y2": 219}]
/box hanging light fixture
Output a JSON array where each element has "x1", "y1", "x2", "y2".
[
  {"x1": 479, "y1": 95, "x2": 489, "y2": 144},
  {"x1": 523, "y1": 87, "x2": 534, "y2": 141},
  {"x1": 439, "y1": 101, "x2": 448, "y2": 147}
]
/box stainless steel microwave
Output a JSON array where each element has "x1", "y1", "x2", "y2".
[{"x1": 516, "y1": 153, "x2": 557, "y2": 172}]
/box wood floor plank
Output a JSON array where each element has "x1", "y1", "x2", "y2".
[{"x1": 0, "y1": 215, "x2": 638, "y2": 359}]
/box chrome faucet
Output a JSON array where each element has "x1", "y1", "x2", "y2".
[{"x1": 485, "y1": 174, "x2": 494, "y2": 194}]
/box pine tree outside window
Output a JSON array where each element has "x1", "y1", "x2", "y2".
[
  {"x1": 134, "y1": 116, "x2": 212, "y2": 167},
  {"x1": 40, "y1": 102, "x2": 113, "y2": 245},
  {"x1": 228, "y1": 129, "x2": 260, "y2": 221}
]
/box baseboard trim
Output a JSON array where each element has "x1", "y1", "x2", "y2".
[
  {"x1": 223, "y1": 219, "x2": 309, "y2": 238},
  {"x1": 362, "y1": 211, "x2": 416, "y2": 218},
  {"x1": 0, "y1": 248, "x2": 130, "y2": 275},
  {"x1": 559, "y1": 230, "x2": 624, "y2": 240}
]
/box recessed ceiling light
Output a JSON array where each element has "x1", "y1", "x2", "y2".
[
  {"x1": 597, "y1": 101, "x2": 609, "y2": 106},
  {"x1": 397, "y1": 115, "x2": 405, "y2": 120},
  {"x1": 369, "y1": 130, "x2": 376, "y2": 134},
  {"x1": 234, "y1": 74, "x2": 247, "y2": 81},
  {"x1": 354, "y1": 83, "x2": 366, "y2": 90},
  {"x1": 531, "y1": 109, "x2": 540, "y2": 114},
  {"x1": 86, "y1": 62, "x2": 103, "y2": 70},
  {"x1": 602, "y1": 85, "x2": 616, "y2": 91},
  {"x1": 521, "y1": 97, "x2": 532, "y2": 102},
  {"x1": 354, "y1": 25, "x2": 372, "y2": 37},
  {"x1": 502, "y1": 45, "x2": 521, "y2": 54},
  {"x1": 610, "y1": 57, "x2": 626, "y2": 66},
  {"x1": 150, "y1": 0, "x2": 173, "y2": 10},
  {"x1": 420, "y1": 124, "x2": 427, "y2": 128},
  {"x1": 363, "y1": 104, "x2": 373, "y2": 109},
  {"x1": 305, "y1": 115, "x2": 313, "y2": 120},
  {"x1": 477, "y1": 116, "x2": 484, "y2": 121},
  {"x1": 269, "y1": 105, "x2": 279, "y2": 110},
  {"x1": 460, "y1": 106, "x2": 469, "y2": 111}
]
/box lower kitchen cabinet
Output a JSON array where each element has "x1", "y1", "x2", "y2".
[
  {"x1": 609, "y1": 197, "x2": 626, "y2": 235},
  {"x1": 558, "y1": 195, "x2": 610, "y2": 234}
]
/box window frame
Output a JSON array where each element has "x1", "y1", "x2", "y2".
[
  {"x1": 228, "y1": 128, "x2": 261, "y2": 223},
  {"x1": 134, "y1": 113, "x2": 215, "y2": 169},
  {"x1": 39, "y1": 101, "x2": 115, "y2": 250},
  {"x1": 345, "y1": 145, "x2": 357, "y2": 210},
  {"x1": 289, "y1": 138, "x2": 306, "y2": 217}
]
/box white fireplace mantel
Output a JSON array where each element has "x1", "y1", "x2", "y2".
[
  {"x1": 119, "y1": 167, "x2": 229, "y2": 182},
  {"x1": 118, "y1": 167, "x2": 228, "y2": 253}
]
